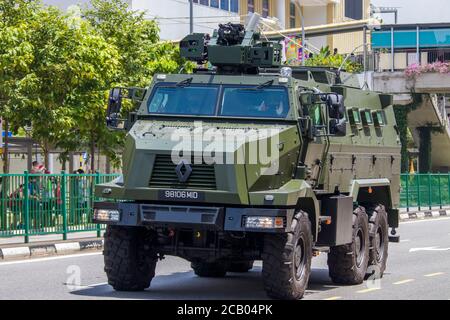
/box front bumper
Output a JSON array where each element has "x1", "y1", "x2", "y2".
[{"x1": 93, "y1": 202, "x2": 295, "y2": 233}]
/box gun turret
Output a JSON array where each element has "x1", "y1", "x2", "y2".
[{"x1": 180, "y1": 20, "x2": 281, "y2": 74}]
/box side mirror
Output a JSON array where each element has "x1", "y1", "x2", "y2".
[
  {"x1": 329, "y1": 118, "x2": 347, "y2": 136},
  {"x1": 327, "y1": 94, "x2": 345, "y2": 120},
  {"x1": 300, "y1": 93, "x2": 313, "y2": 106},
  {"x1": 106, "y1": 88, "x2": 125, "y2": 130}
]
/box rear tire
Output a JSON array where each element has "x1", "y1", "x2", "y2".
[
  {"x1": 367, "y1": 205, "x2": 389, "y2": 277},
  {"x1": 191, "y1": 261, "x2": 228, "y2": 277},
  {"x1": 327, "y1": 206, "x2": 369, "y2": 285},
  {"x1": 104, "y1": 225, "x2": 158, "y2": 291},
  {"x1": 228, "y1": 261, "x2": 254, "y2": 273},
  {"x1": 262, "y1": 210, "x2": 313, "y2": 300}
]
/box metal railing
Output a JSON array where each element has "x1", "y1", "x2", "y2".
[
  {"x1": 400, "y1": 173, "x2": 450, "y2": 212},
  {"x1": 1, "y1": 172, "x2": 448, "y2": 242},
  {"x1": 0, "y1": 172, "x2": 119, "y2": 243}
]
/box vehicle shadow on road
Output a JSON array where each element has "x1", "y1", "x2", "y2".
[{"x1": 70, "y1": 267, "x2": 338, "y2": 300}]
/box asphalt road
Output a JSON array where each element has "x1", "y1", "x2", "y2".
[{"x1": 0, "y1": 217, "x2": 449, "y2": 300}]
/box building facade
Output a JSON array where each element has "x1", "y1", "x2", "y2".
[{"x1": 43, "y1": 0, "x2": 372, "y2": 53}]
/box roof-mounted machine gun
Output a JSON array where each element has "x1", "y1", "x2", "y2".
[{"x1": 180, "y1": 14, "x2": 282, "y2": 74}]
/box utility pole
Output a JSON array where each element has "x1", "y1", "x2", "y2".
[
  {"x1": 295, "y1": 0, "x2": 306, "y2": 65},
  {"x1": 189, "y1": 0, "x2": 194, "y2": 34}
]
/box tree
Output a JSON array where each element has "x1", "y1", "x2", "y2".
[
  {"x1": 0, "y1": 0, "x2": 38, "y2": 172},
  {"x1": 1, "y1": 0, "x2": 189, "y2": 172},
  {"x1": 15, "y1": 5, "x2": 120, "y2": 171},
  {"x1": 80, "y1": 0, "x2": 192, "y2": 170}
]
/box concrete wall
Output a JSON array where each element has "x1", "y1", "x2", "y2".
[{"x1": 303, "y1": 5, "x2": 328, "y2": 50}]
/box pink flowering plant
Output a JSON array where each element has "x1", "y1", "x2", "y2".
[{"x1": 405, "y1": 61, "x2": 450, "y2": 78}]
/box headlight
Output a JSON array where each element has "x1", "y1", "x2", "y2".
[
  {"x1": 94, "y1": 209, "x2": 121, "y2": 222},
  {"x1": 244, "y1": 216, "x2": 284, "y2": 229}
]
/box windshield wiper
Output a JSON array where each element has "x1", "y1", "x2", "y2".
[
  {"x1": 175, "y1": 77, "x2": 193, "y2": 87},
  {"x1": 240, "y1": 79, "x2": 274, "y2": 91}
]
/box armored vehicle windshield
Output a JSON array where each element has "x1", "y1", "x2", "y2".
[{"x1": 147, "y1": 82, "x2": 290, "y2": 119}]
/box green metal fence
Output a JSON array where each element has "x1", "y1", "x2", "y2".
[
  {"x1": 400, "y1": 173, "x2": 450, "y2": 212},
  {"x1": 0, "y1": 172, "x2": 119, "y2": 243},
  {"x1": 1, "y1": 172, "x2": 449, "y2": 242}
]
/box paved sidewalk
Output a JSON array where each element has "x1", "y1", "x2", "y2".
[
  {"x1": 0, "y1": 231, "x2": 104, "y2": 261},
  {"x1": 0, "y1": 230, "x2": 104, "y2": 246}
]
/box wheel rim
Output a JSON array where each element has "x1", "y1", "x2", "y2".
[
  {"x1": 375, "y1": 226, "x2": 385, "y2": 263},
  {"x1": 294, "y1": 236, "x2": 306, "y2": 280},
  {"x1": 355, "y1": 228, "x2": 365, "y2": 267}
]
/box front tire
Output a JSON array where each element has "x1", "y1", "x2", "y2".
[
  {"x1": 104, "y1": 225, "x2": 158, "y2": 291},
  {"x1": 327, "y1": 206, "x2": 369, "y2": 285},
  {"x1": 262, "y1": 211, "x2": 313, "y2": 300}
]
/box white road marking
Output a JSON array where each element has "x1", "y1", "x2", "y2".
[
  {"x1": 323, "y1": 296, "x2": 342, "y2": 300},
  {"x1": 0, "y1": 252, "x2": 102, "y2": 266},
  {"x1": 409, "y1": 247, "x2": 450, "y2": 252},
  {"x1": 357, "y1": 288, "x2": 381, "y2": 294},
  {"x1": 393, "y1": 279, "x2": 415, "y2": 285},
  {"x1": 65, "y1": 282, "x2": 108, "y2": 289},
  {"x1": 400, "y1": 239, "x2": 411, "y2": 243},
  {"x1": 424, "y1": 272, "x2": 445, "y2": 277},
  {"x1": 401, "y1": 217, "x2": 450, "y2": 224}
]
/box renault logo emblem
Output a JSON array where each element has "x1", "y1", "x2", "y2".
[{"x1": 175, "y1": 160, "x2": 192, "y2": 182}]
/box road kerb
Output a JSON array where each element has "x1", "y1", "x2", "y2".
[
  {"x1": 0, "y1": 247, "x2": 31, "y2": 260},
  {"x1": 1, "y1": 238, "x2": 103, "y2": 261}
]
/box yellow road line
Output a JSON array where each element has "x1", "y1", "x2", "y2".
[
  {"x1": 357, "y1": 287, "x2": 381, "y2": 294},
  {"x1": 323, "y1": 296, "x2": 342, "y2": 300},
  {"x1": 424, "y1": 272, "x2": 445, "y2": 277},
  {"x1": 393, "y1": 279, "x2": 415, "y2": 285}
]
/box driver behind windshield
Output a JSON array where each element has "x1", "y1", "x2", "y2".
[
  {"x1": 255, "y1": 94, "x2": 285, "y2": 117},
  {"x1": 184, "y1": 91, "x2": 204, "y2": 114}
]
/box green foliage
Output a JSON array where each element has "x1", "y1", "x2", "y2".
[
  {"x1": 0, "y1": 0, "x2": 188, "y2": 171},
  {"x1": 305, "y1": 46, "x2": 363, "y2": 73},
  {"x1": 393, "y1": 93, "x2": 423, "y2": 172}
]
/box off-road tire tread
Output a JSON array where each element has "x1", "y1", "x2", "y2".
[
  {"x1": 227, "y1": 261, "x2": 254, "y2": 273},
  {"x1": 103, "y1": 225, "x2": 157, "y2": 291},
  {"x1": 191, "y1": 262, "x2": 228, "y2": 277},
  {"x1": 368, "y1": 204, "x2": 389, "y2": 277},
  {"x1": 327, "y1": 206, "x2": 369, "y2": 285},
  {"x1": 262, "y1": 210, "x2": 312, "y2": 300}
]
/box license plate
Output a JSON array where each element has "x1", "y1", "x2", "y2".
[{"x1": 158, "y1": 190, "x2": 205, "y2": 201}]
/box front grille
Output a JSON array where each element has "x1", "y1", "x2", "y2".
[{"x1": 149, "y1": 155, "x2": 216, "y2": 190}]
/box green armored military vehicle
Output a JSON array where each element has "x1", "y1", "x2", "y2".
[{"x1": 94, "y1": 19, "x2": 401, "y2": 300}]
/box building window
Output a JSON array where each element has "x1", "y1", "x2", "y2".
[
  {"x1": 345, "y1": 0, "x2": 363, "y2": 20},
  {"x1": 247, "y1": 0, "x2": 254, "y2": 13},
  {"x1": 262, "y1": 0, "x2": 269, "y2": 17},
  {"x1": 289, "y1": 2, "x2": 296, "y2": 28},
  {"x1": 230, "y1": 0, "x2": 239, "y2": 12},
  {"x1": 220, "y1": 0, "x2": 229, "y2": 10},
  {"x1": 194, "y1": 0, "x2": 239, "y2": 13}
]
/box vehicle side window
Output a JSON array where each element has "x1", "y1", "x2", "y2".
[
  {"x1": 360, "y1": 109, "x2": 373, "y2": 126},
  {"x1": 310, "y1": 105, "x2": 323, "y2": 125},
  {"x1": 373, "y1": 110, "x2": 387, "y2": 127},
  {"x1": 347, "y1": 108, "x2": 361, "y2": 126}
]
